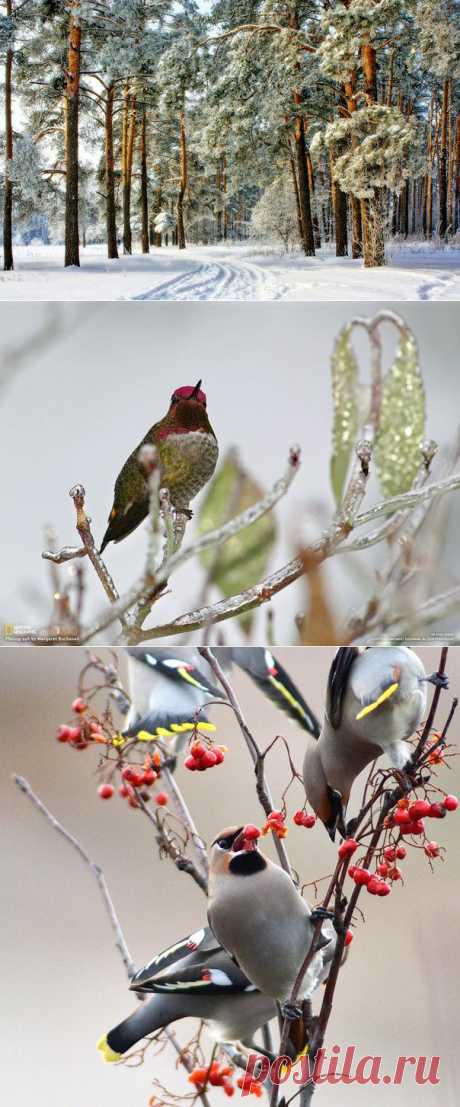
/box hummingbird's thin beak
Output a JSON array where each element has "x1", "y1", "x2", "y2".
[{"x1": 190, "y1": 379, "x2": 202, "y2": 399}]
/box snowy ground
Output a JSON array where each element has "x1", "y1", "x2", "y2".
[{"x1": 1, "y1": 241, "x2": 460, "y2": 300}]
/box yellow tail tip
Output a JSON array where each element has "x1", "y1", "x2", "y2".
[{"x1": 97, "y1": 1034, "x2": 122, "y2": 1063}]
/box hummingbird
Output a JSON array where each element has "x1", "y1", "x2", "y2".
[{"x1": 100, "y1": 381, "x2": 218, "y2": 553}]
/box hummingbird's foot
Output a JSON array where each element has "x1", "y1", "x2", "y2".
[
  {"x1": 425, "y1": 672, "x2": 449, "y2": 690},
  {"x1": 310, "y1": 908, "x2": 335, "y2": 925},
  {"x1": 281, "y1": 1002, "x2": 303, "y2": 1022}
]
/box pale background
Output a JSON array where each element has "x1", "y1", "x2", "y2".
[
  {"x1": 1, "y1": 645, "x2": 459, "y2": 1107},
  {"x1": 0, "y1": 303, "x2": 459, "y2": 643}
]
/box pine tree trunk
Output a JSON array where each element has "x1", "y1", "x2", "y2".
[
  {"x1": 293, "y1": 104, "x2": 315, "y2": 255},
  {"x1": 439, "y1": 77, "x2": 449, "y2": 239},
  {"x1": 105, "y1": 84, "x2": 118, "y2": 260},
  {"x1": 361, "y1": 42, "x2": 385, "y2": 267},
  {"x1": 399, "y1": 183, "x2": 408, "y2": 237},
  {"x1": 329, "y1": 147, "x2": 347, "y2": 256},
  {"x1": 350, "y1": 197, "x2": 362, "y2": 259},
  {"x1": 216, "y1": 164, "x2": 222, "y2": 240},
  {"x1": 64, "y1": 3, "x2": 81, "y2": 267},
  {"x1": 177, "y1": 110, "x2": 187, "y2": 250},
  {"x1": 454, "y1": 113, "x2": 460, "y2": 233},
  {"x1": 3, "y1": 0, "x2": 14, "y2": 271},
  {"x1": 140, "y1": 104, "x2": 149, "y2": 254},
  {"x1": 343, "y1": 74, "x2": 362, "y2": 257},
  {"x1": 222, "y1": 154, "x2": 228, "y2": 240},
  {"x1": 122, "y1": 84, "x2": 136, "y2": 255},
  {"x1": 288, "y1": 147, "x2": 303, "y2": 246},
  {"x1": 306, "y1": 152, "x2": 321, "y2": 248}
]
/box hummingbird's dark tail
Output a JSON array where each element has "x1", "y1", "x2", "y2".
[{"x1": 99, "y1": 499, "x2": 150, "y2": 553}]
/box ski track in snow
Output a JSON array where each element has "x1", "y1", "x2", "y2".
[
  {"x1": 132, "y1": 257, "x2": 288, "y2": 301},
  {"x1": 416, "y1": 271, "x2": 459, "y2": 301}
]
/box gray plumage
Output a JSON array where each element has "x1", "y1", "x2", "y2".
[
  {"x1": 207, "y1": 827, "x2": 335, "y2": 1007},
  {"x1": 98, "y1": 926, "x2": 275, "y2": 1061},
  {"x1": 303, "y1": 646, "x2": 429, "y2": 836}
]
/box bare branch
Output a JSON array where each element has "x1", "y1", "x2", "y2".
[{"x1": 13, "y1": 774, "x2": 136, "y2": 979}]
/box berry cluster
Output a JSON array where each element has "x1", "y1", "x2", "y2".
[
  {"x1": 261, "y1": 810, "x2": 288, "y2": 839},
  {"x1": 185, "y1": 739, "x2": 226, "y2": 772},
  {"x1": 293, "y1": 809, "x2": 316, "y2": 829},
  {"x1": 117, "y1": 755, "x2": 167, "y2": 809},
  {"x1": 343, "y1": 791, "x2": 458, "y2": 899},
  {"x1": 237, "y1": 1075, "x2": 264, "y2": 1098},
  {"x1": 189, "y1": 1062, "x2": 234, "y2": 1097}
]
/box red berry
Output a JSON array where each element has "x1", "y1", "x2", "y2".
[
  {"x1": 98, "y1": 783, "x2": 114, "y2": 800},
  {"x1": 223, "y1": 1081, "x2": 235, "y2": 1097},
  {"x1": 56, "y1": 724, "x2": 72, "y2": 742},
  {"x1": 68, "y1": 726, "x2": 82, "y2": 741},
  {"x1": 348, "y1": 865, "x2": 356, "y2": 879},
  {"x1": 213, "y1": 748, "x2": 225, "y2": 764},
  {"x1": 367, "y1": 877, "x2": 391, "y2": 897},
  {"x1": 293, "y1": 810, "x2": 304, "y2": 826},
  {"x1": 190, "y1": 741, "x2": 206, "y2": 759},
  {"x1": 201, "y1": 750, "x2": 218, "y2": 769},
  {"x1": 377, "y1": 862, "x2": 389, "y2": 877},
  {"x1": 443, "y1": 795, "x2": 458, "y2": 812},
  {"x1": 142, "y1": 769, "x2": 157, "y2": 786},
  {"x1": 268, "y1": 810, "x2": 283, "y2": 821},
  {"x1": 402, "y1": 819, "x2": 425, "y2": 836},
  {"x1": 155, "y1": 792, "x2": 168, "y2": 806},
  {"x1": 353, "y1": 867, "x2": 371, "y2": 886},
  {"x1": 152, "y1": 750, "x2": 162, "y2": 769},
  {"x1": 243, "y1": 824, "x2": 261, "y2": 841},
  {"x1": 424, "y1": 841, "x2": 440, "y2": 858},
  {"x1": 396, "y1": 846, "x2": 407, "y2": 860},
  {"x1": 72, "y1": 698, "x2": 87, "y2": 714},
  {"x1": 302, "y1": 814, "x2": 316, "y2": 829},
  {"x1": 344, "y1": 929, "x2": 353, "y2": 947},
  {"x1": 184, "y1": 756, "x2": 199, "y2": 771},
  {"x1": 387, "y1": 866, "x2": 402, "y2": 881},
  {"x1": 384, "y1": 846, "x2": 396, "y2": 861},
  {"x1": 409, "y1": 800, "x2": 432, "y2": 820},
  {"x1": 428, "y1": 803, "x2": 446, "y2": 819},
  {"x1": 128, "y1": 796, "x2": 139, "y2": 808},
  {"x1": 338, "y1": 838, "x2": 358, "y2": 859},
  {"x1": 393, "y1": 809, "x2": 411, "y2": 826},
  {"x1": 118, "y1": 784, "x2": 131, "y2": 798},
  {"x1": 122, "y1": 766, "x2": 135, "y2": 782}
]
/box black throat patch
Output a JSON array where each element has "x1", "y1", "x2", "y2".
[{"x1": 229, "y1": 851, "x2": 267, "y2": 877}]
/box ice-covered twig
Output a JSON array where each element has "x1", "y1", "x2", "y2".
[{"x1": 42, "y1": 484, "x2": 119, "y2": 604}]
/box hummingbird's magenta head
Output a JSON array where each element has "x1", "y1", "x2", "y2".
[{"x1": 171, "y1": 380, "x2": 207, "y2": 407}]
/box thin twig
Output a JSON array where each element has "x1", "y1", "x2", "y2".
[
  {"x1": 13, "y1": 774, "x2": 135, "y2": 978},
  {"x1": 199, "y1": 648, "x2": 293, "y2": 878}
]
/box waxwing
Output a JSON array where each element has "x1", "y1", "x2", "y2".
[
  {"x1": 97, "y1": 926, "x2": 276, "y2": 1062},
  {"x1": 303, "y1": 646, "x2": 447, "y2": 839}
]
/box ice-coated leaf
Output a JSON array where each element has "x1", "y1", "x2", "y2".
[
  {"x1": 375, "y1": 330, "x2": 425, "y2": 498},
  {"x1": 330, "y1": 324, "x2": 360, "y2": 504},
  {"x1": 197, "y1": 451, "x2": 277, "y2": 635}
]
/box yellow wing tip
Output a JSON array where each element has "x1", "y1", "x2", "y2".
[
  {"x1": 97, "y1": 1034, "x2": 122, "y2": 1063},
  {"x1": 356, "y1": 682, "x2": 399, "y2": 721}
]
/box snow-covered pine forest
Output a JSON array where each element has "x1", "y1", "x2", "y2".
[{"x1": 1, "y1": 0, "x2": 460, "y2": 276}]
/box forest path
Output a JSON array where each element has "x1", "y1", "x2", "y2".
[{"x1": 132, "y1": 256, "x2": 288, "y2": 300}]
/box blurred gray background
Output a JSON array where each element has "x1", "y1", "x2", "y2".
[
  {"x1": 2, "y1": 645, "x2": 459, "y2": 1107},
  {"x1": 0, "y1": 303, "x2": 459, "y2": 643}
]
